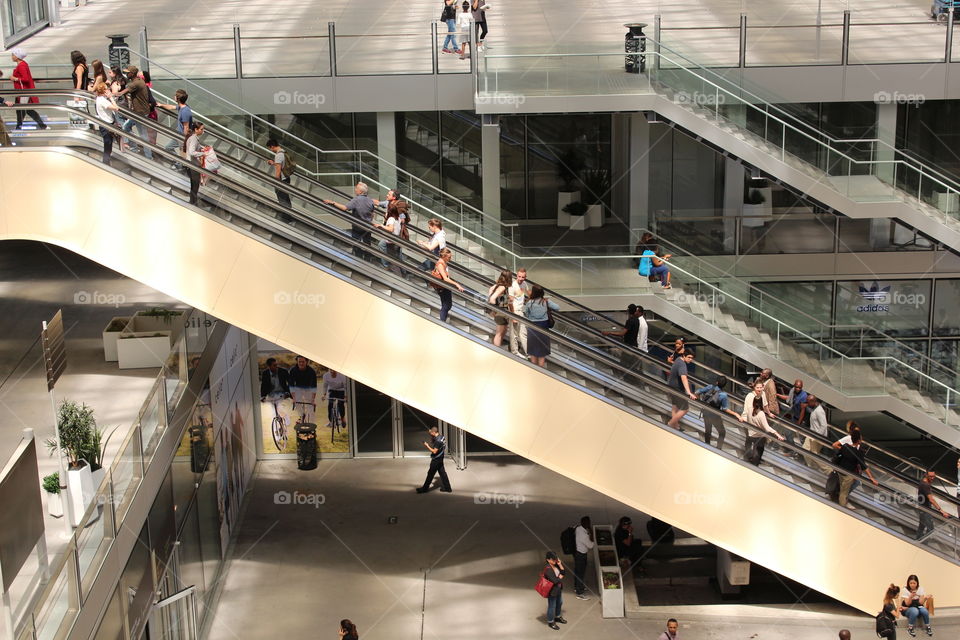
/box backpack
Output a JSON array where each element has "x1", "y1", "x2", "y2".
[
  {"x1": 440, "y1": 4, "x2": 456, "y2": 20},
  {"x1": 560, "y1": 527, "x2": 576, "y2": 555},
  {"x1": 638, "y1": 250, "x2": 653, "y2": 277},
  {"x1": 281, "y1": 149, "x2": 297, "y2": 178},
  {"x1": 698, "y1": 385, "x2": 723, "y2": 409},
  {"x1": 875, "y1": 611, "x2": 895, "y2": 635}
]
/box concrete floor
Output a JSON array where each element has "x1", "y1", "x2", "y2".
[
  {"x1": 0, "y1": 240, "x2": 180, "y2": 605},
  {"x1": 204, "y1": 455, "x2": 931, "y2": 640},
  {"x1": 14, "y1": 0, "x2": 948, "y2": 79}
]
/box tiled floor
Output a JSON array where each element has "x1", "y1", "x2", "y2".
[
  {"x1": 203, "y1": 455, "x2": 949, "y2": 640},
  {"x1": 14, "y1": 0, "x2": 948, "y2": 80}
]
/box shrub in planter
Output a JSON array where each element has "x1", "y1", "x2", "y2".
[
  {"x1": 42, "y1": 472, "x2": 60, "y2": 495},
  {"x1": 42, "y1": 472, "x2": 63, "y2": 518},
  {"x1": 562, "y1": 201, "x2": 589, "y2": 216},
  {"x1": 46, "y1": 401, "x2": 96, "y2": 470}
]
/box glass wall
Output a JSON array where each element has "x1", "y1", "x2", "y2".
[{"x1": 2, "y1": 0, "x2": 47, "y2": 44}]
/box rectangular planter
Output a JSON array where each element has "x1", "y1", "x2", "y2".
[
  {"x1": 116, "y1": 310, "x2": 184, "y2": 369},
  {"x1": 102, "y1": 316, "x2": 131, "y2": 362},
  {"x1": 557, "y1": 191, "x2": 580, "y2": 228},
  {"x1": 592, "y1": 525, "x2": 625, "y2": 618},
  {"x1": 66, "y1": 463, "x2": 94, "y2": 527}
]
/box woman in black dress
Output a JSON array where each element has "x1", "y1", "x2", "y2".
[{"x1": 70, "y1": 51, "x2": 88, "y2": 92}]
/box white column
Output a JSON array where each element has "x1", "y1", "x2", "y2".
[
  {"x1": 628, "y1": 113, "x2": 650, "y2": 238},
  {"x1": 376, "y1": 112, "x2": 397, "y2": 199},
  {"x1": 871, "y1": 103, "x2": 898, "y2": 248},
  {"x1": 723, "y1": 158, "x2": 745, "y2": 253},
  {"x1": 481, "y1": 115, "x2": 501, "y2": 222}
]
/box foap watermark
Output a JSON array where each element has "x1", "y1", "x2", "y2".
[
  {"x1": 273, "y1": 290, "x2": 326, "y2": 307},
  {"x1": 273, "y1": 90, "x2": 327, "y2": 107},
  {"x1": 874, "y1": 91, "x2": 925, "y2": 106},
  {"x1": 674, "y1": 490, "x2": 725, "y2": 506},
  {"x1": 473, "y1": 491, "x2": 525, "y2": 508},
  {"x1": 876, "y1": 492, "x2": 918, "y2": 507},
  {"x1": 675, "y1": 91, "x2": 726, "y2": 106},
  {"x1": 673, "y1": 291, "x2": 726, "y2": 307},
  {"x1": 74, "y1": 290, "x2": 126, "y2": 307},
  {"x1": 475, "y1": 94, "x2": 527, "y2": 108},
  {"x1": 273, "y1": 490, "x2": 326, "y2": 508}
]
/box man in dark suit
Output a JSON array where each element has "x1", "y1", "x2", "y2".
[{"x1": 259, "y1": 357, "x2": 290, "y2": 399}]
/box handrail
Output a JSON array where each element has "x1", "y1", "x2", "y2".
[{"x1": 12, "y1": 98, "x2": 960, "y2": 550}]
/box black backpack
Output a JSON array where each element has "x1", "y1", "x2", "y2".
[
  {"x1": 875, "y1": 611, "x2": 895, "y2": 635},
  {"x1": 560, "y1": 527, "x2": 576, "y2": 555},
  {"x1": 698, "y1": 385, "x2": 723, "y2": 409}
]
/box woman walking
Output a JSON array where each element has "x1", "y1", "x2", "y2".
[
  {"x1": 523, "y1": 285, "x2": 560, "y2": 368},
  {"x1": 440, "y1": 0, "x2": 460, "y2": 54},
  {"x1": 471, "y1": 0, "x2": 491, "y2": 50},
  {"x1": 338, "y1": 619, "x2": 359, "y2": 639},
  {"x1": 487, "y1": 269, "x2": 511, "y2": 347},
  {"x1": 70, "y1": 51, "x2": 88, "y2": 92},
  {"x1": 541, "y1": 551, "x2": 567, "y2": 630},
  {"x1": 92, "y1": 81, "x2": 119, "y2": 165},
  {"x1": 743, "y1": 396, "x2": 784, "y2": 466},
  {"x1": 431, "y1": 248, "x2": 464, "y2": 322},
  {"x1": 182, "y1": 122, "x2": 207, "y2": 206}
]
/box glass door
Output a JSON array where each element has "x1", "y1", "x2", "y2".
[
  {"x1": 353, "y1": 382, "x2": 395, "y2": 455},
  {"x1": 401, "y1": 403, "x2": 437, "y2": 456},
  {"x1": 146, "y1": 586, "x2": 199, "y2": 640},
  {"x1": 446, "y1": 423, "x2": 466, "y2": 470}
]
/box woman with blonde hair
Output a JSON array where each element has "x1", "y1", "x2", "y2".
[
  {"x1": 92, "y1": 80, "x2": 119, "y2": 165},
  {"x1": 430, "y1": 248, "x2": 464, "y2": 322},
  {"x1": 877, "y1": 583, "x2": 899, "y2": 639}
]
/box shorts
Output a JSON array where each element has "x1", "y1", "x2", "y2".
[
  {"x1": 494, "y1": 313, "x2": 509, "y2": 326},
  {"x1": 672, "y1": 392, "x2": 689, "y2": 411}
]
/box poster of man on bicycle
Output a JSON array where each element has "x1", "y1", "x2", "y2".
[{"x1": 257, "y1": 351, "x2": 351, "y2": 455}]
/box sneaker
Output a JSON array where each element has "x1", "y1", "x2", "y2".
[
  {"x1": 555, "y1": 617, "x2": 567, "y2": 625},
  {"x1": 908, "y1": 625, "x2": 916, "y2": 637},
  {"x1": 415, "y1": 487, "x2": 428, "y2": 494},
  {"x1": 926, "y1": 626, "x2": 933, "y2": 636},
  {"x1": 439, "y1": 487, "x2": 452, "y2": 493},
  {"x1": 575, "y1": 593, "x2": 589, "y2": 600},
  {"x1": 547, "y1": 623, "x2": 559, "y2": 630},
  {"x1": 442, "y1": 48, "x2": 452, "y2": 54}
]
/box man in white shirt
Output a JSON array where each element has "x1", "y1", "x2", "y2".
[
  {"x1": 573, "y1": 516, "x2": 594, "y2": 600},
  {"x1": 658, "y1": 618, "x2": 680, "y2": 640},
  {"x1": 507, "y1": 267, "x2": 530, "y2": 356},
  {"x1": 801, "y1": 394, "x2": 830, "y2": 472}
]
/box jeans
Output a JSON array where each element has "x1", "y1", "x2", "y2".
[
  {"x1": 122, "y1": 118, "x2": 153, "y2": 158},
  {"x1": 187, "y1": 164, "x2": 201, "y2": 205},
  {"x1": 703, "y1": 414, "x2": 726, "y2": 449},
  {"x1": 420, "y1": 455, "x2": 451, "y2": 491},
  {"x1": 276, "y1": 175, "x2": 292, "y2": 212},
  {"x1": 546, "y1": 593, "x2": 563, "y2": 623},
  {"x1": 443, "y1": 19, "x2": 458, "y2": 50},
  {"x1": 573, "y1": 551, "x2": 587, "y2": 595},
  {"x1": 351, "y1": 226, "x2": 372, "y2": 260},
  {"x1": 438, "y1": 288, "x2": 453, "y2": 322},
  {"x1": 906, "y1": 605, "x2": 930, "y2": 626},
  {"x1": 650, "y1": 264, "x2": 669, "y2": 286},
  {"x1": 99, "y1": 125, "x2": 114, "y2": 165},
  {"x1": 165, "y1": 134, "x2": 183, "y2": 169},
  {"x1": 744, "y1": 435, "x2": 766, "y2": 465},
  {"x1": 916, "y1": 510, "x2": 935, "y2": 540}
]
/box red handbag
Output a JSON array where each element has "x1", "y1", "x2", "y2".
[{"x1": 535, "y1": 570, "x2": 553, "y2": 598}]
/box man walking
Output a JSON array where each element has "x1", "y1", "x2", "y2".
[
  {"x1": 658, "y1": 618, "x2": 680, "y2": 640},
  {"x1": 573, "y1": 516, "x2": 593, "y2": 600},
  {"x1": 115, "y1": 66, "x2": 153, "y2": 158},
  {"x1": 157, "y1": 89, "x2": 192, "y2": 169},
  {"x1": 801, "y1": 394, "x2": 830, "y2": 472},
  {"x1": 508, "y1": 268, "x2": 531, "y2": 356},
  {"x1": 325, "y1": 182, "x2": 376, "y2": 261},
  {"x1": 916, "y1": 469, "x2": 949, "y2": 540},
  {"x1": 602, "y1": 304, "x2": 648, "y2": 373},
  {"x1": 266, "y1": 139, "x2": 293, "y2": 218},
  {"x1": 666, "y1": 351, "x2": 697, "y2": 430},
  {"x1": 416, "y1": 426, "x2": 452, "y2": 493}
]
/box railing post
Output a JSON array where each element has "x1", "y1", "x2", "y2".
[
  {"x1": 139, "y1": 25, "x2": 150, "y2": 74},
  {"x1": 841, "y1": 10, "x2": 851, "y2": 66},
  {"x1": 328, "y1": 22, "x2": 338, "y2": 77},
  {"x1": 233, "y1": 24, "x2": 242, "y2": 79},
  {"x1": 739, "y1": 14, "x2": 747, "y2": 68},
  {"x1": 431, "y1": 21, "x2": 439, "y2": 75},
  {"x1": 947, "y1": 8, "x2": 954, "y2": 63},
  {"x1": 653, "y1": 15, "x2": 661, "y2": 72}
]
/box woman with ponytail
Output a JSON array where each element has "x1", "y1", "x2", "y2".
[{"x1": 338, "y1": 619, "x2": 358, "y2": 640}]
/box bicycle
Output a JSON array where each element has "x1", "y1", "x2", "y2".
[
  {"x1": 291, "y1": 388, "x2": 317, "y2": 429},
  {"x1": 323, "y1": 391, "x2": 346, "y2": 443},
  {"x1": 264, "y1": 393, "x2": 288, "y2": 452}
]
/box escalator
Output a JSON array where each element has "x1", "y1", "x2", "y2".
[{"x1": 3, "y1": 91, "x2": 960, "y2": 615}]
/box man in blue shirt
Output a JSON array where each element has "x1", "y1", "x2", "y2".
[
  {"x1": 694, "y1": 375, "x2": 743, "y2": 449},
  {"x1": 158, "y1": 89, "x2": 192, "y2": 167},
  {"x1": 779, "y1": 379, "x2": 808, "y2": 450},
  {"x1": 324, "y1": 182, "x2": 376, "y2": 261}
]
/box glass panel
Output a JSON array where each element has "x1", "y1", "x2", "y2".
[
  {"x1": 740, "y1": 212, "x2": 835, "y2": 254},
  {"x1": 837, "y1": 218, "x2": 936, "y2": 252},
  {"x1": 336, "y1": 33, "x2": 432, "y2": 75},
  {"x1": 34, "y1": 562, "x2": 76, "y2": 640},
  {"x1": 240, "y1": 36, "x2": 331, "y2": 77},
  {"x1": 848, "y1": 22, "x2": 945, "y2": 64},
  {"x1": 934, "y1": 280, "x2": 960, "y2": 337},
  {"x1": 77, "y1": 485, "x2": 115, "y2": 598},
  {"x1": 196, "y1": 474, "x2": 222, "y2": 609},
  {"x1": 659, "y1": 28, "x2": 741, "y2": 67},
  {"x1": 140, "y1": 385, "x2": 165, "y2": 462},
  {"x1": 91, "y1": 584, "x2": 124, "y2": 640},
  {"x1": 10, "y1": 0, "x2": 29, "y2": 33},
  {"x1": 354, "y1": 382, "x2": 394, "y2": 454},
  {"x1": 178, "y1": 501, "x2": 206, "y2": 599},
  {"x1": 402, "y1": 403, "x2": 437, "y2": 455},
  {"x1": 111, "y1": 428, "x2": 144, "y2": 522},
  {"x1": 745, "y1": 25, "x2": 844, "y2": 66},
  {"x1": 148, "y1": 35, "x2": 237, "y2": 79},
  {"x1": 834, "y1": 280, "x2": 932, "y2": 337},
  {"x1": 751, "y1": 281, "x2": 834, "y2": 338}
]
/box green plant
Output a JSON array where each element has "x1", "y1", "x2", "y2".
[
  {"x1": 41, "y1": 472, "x2": 60, "y2": 495},
  {"x1": 602, "y1": 571, "x2": 621, "y2": 589},
  {"x1": 562, "y1": 201, "x2": 589, "y2": 216},
  {"x1": 745, "y1": 189, "x2": 766, "y2": 205},
  {"x1": 105, "y1": 317, "x2": 129, "y2": 332},
  {"x1": 556, "y1": 148, "x2": 586, "y2": 191},
  {"x1": 141, "y1": 308, "x2": 182, "y2": 323},
  {"x1": 579, "y1": 168, "x2": 610, "y2": 205},
  {"x1": 80, "y1": 425, "x2": 118, "y2": 473},
  {"x1": 46, "y1": 400, "x2": 97, "y2": 469}
]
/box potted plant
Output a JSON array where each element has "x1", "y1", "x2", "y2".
[
  {"x1": 556, "y1": 148, "x2": 585, "y2": 227},
  {"x1": 579, "y1": 168, "x2": 610, "y2": 228},
  {"x1": 102, "y1": 316, "x2": 131, "y2": 362},
  {"x1": 117, "y1": 308, "x2": 184, "y2": 369},
  {"x1": 742, "y1": 177, "x2": 772, "y2": 226},
  {"x1": 562, "y1": 201, "x2": 589, "y2": 231},
  {"x1": 42, "y1": 472, "x2": 63, "y2": 518},
  {"x1": 46, "y1": 400, "x2": 97, "y2": 527},
  {"x1": 81, "y1": 424, "x2": 118, "y2": 491}
]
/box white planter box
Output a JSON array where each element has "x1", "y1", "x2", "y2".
[
  {"x1": 102, "y1": 316, "x2": 131, "y2": 362},
  {"x1": 586, "y1": 204, "x2": 603, "y2": 228},
  {"x1": 592, "y1": 525, "x2": 625, "y2": 618},
  {"x1": 46, "y1": 492, "x2": 63, "y2": 518},
  {"x1": 569, "y1": 215, "x2": 588, "y2": 231},
  {"x1": 742, "y1": 187, "x2": 772, "y2": 226},
  {"x1": 117, "y1": 334, "x2": 172, "y2": 369},
  {"x1": 557, "y1": 191, "x2": 580, "y2": 228},
  {"x1": 66, "y1": 463, "x2": 95, "y2": 527}
]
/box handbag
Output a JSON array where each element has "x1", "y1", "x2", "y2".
[
  {"x1": 546, "y1": 301, "x2": 556, "y2": 329},
  {"x1": 535, "y1": 570, "x2": 553, "y2": 598}
]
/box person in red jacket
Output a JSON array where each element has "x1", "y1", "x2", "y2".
[{"x1": 10, "y1": 48, "x2": 45, "y2": 130}]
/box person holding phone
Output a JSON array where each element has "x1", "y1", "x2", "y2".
[
  {"x1": 416, "y1": 426, "x2": 451, "y2": 493},
  {"x1": 542, "y1": 551, "x2": 567, "y2": 630}
]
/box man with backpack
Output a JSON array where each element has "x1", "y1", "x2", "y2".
[
  {"x1": 694, "y1": 375, "x2": 743, "y2": 449},
  {"x1": 266, "y1": 138, "x2": 295, "y2": 219},
  {"x1": 829, "y1": 428, "x2": 878, "y2": 508}
]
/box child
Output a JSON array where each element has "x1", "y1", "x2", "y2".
[
  {"x1": 457, "y1": 1, "x2": 473, "y2": 60},
  {"x1": 199, "y1": 144, "x2": 221, "y2": 186}
]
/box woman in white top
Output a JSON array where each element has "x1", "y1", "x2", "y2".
[
  {"x1": 182, "y1": 122, "x2": 206, "y2": 206},
  {"x1": 419, "y1": 218, "x2": 446, "y2": 270},
  {"x1": 92, "y1": 80, "x2": 119, "y2": 166},
  {"x1": 374, "y1": 209, "x2": 403, "y2": 274},
  {"x1": 457, "y1": 2, "x2": 473, "y2": 59},
  {"x1": 486, "y1": 269, "x2": 511, "y2": 347},
  {"x1": 743, "y1": 396, "x2": 784, "y2": 466}
]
